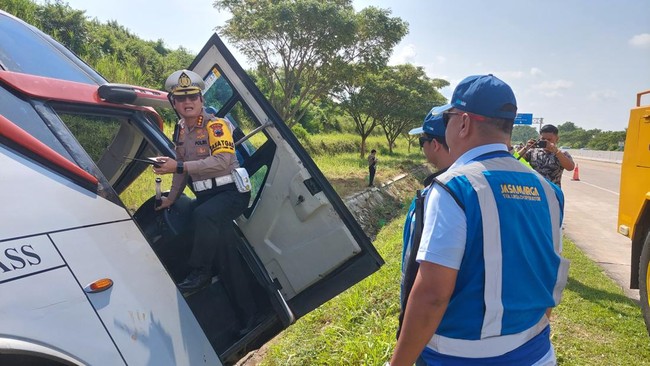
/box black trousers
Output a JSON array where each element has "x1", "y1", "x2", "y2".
[
  {"x1": 189, "y1": 187, "x2": 256, "y2": 320},
  {"x1": 369, "y1": 165, "x2": 376, "y2": 185}
]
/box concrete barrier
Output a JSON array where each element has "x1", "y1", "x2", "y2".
[{"x1": 564, "y1": 149, "x2": 623, "y2": 164}]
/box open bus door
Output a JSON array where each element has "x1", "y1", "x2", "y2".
[{"x1": 168, "y1": 33, "x2": 385, "y2": 359}]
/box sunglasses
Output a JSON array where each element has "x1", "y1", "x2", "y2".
[
  {"x1": 174, "y1": 94, "x2": 201, "y2": 103},
  {"x1": 419, "y1": 135, "x2": 434, "y2": 148},
  {"x1": 443, "y1": 111, "x2": 463, "y2": 127}
]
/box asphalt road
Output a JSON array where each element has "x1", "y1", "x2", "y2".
[{"x1": 560, "y1": 158, "x2": 640, "y2": 302}]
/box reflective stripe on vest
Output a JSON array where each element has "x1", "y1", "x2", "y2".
[{"x1": 425, "y1": 154, "x2": 569, "y2": 357}]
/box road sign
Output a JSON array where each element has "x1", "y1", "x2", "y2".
[{"x1": 514, "y1": 113, "x2": 533, "y2": 125}]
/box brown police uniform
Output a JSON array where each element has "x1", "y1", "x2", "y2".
[
  {"x1": 167, "y1": 113, "x2": 240, "y2": 202},
  {"x1": 168, "y1": 112, "x2": 257, "y2": 331}
]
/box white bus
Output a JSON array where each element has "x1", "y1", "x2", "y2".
[{"x1": 0, "y1": 10, "x2": 383, "y2": 365}]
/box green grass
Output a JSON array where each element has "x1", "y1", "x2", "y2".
[
  {"x1": 309, "y1": 133, "x2": 424, "y2": 197},
  {"x1": 259, "y1": 214, "x2": 650, "y2": 365},
  {"x1": 553, "y1": 242, "x2": 650, "y2": 365},
  {"x1": 118, "y1": 127, "x2": 650, "y2": 364}
]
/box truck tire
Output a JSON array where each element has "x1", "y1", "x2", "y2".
[{"x1": 640, "y1": 231, "x2": 650, "y2": 337}]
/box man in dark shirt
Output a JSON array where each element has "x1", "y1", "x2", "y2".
[{"x1": 518, "y1": 124, "x2": 575, "y2": 187}]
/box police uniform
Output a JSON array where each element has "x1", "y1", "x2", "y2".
[
  {"x1": 416, "y1": 143, "x2": 568, "y2": 364},
  {"x1": 165, "y1": 70, "x2": 257, "y2": 332}
]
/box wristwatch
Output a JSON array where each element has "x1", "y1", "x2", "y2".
[{"x1": 176, "y1": 160, "x2": 184, "y2": 174}]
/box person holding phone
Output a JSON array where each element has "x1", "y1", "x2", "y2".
[
  {"x1": 152, "y1": 69, "x2": 260, "y2": 335},
  {"x1": 517, "y1": 124, "x2": 575, "y2": 187}
]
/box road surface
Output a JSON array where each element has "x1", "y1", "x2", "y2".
[{"x1": 560, "y1": 158, "x2": 639, "y2": 302}]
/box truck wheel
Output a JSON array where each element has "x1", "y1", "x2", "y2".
[{"x1": 640, "y1": 231, "x2": 650, "y2": 337}]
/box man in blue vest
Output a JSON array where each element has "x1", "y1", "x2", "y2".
[{"x1": 389, "y1": 74, "x2": 568, "y2": 366}]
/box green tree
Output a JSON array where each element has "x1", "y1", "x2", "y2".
[
  {"x1": 587, "y1": 130, "x2": 626, "y2": 151},
  {"x1": 558, "y1": 121, "x2": 579, "y2": 133},
  {"x1": 511, "y1": 125, "x2": 538, "y2": 144},
  {"x1": 36, "y1": 0, "x2": 89, "y2": 55},
  {"x1": 370, "y1": 65, "x2": 446, "y2": 154},
  {"x1": 0, "y1": 0, "x2": 39, "y2": 25},
  {"x1": 561, "y1": 128, "x2": 599, "y2": 149},
  {"x1": 214, "y1": 0, "x2": 408, "y2": 127}
]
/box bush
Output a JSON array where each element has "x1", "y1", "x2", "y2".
[{"x1": 291, "y1": 124, "x2": 312, "y2": 146}]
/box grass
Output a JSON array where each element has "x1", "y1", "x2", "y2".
[
  {"x1": 258, "y1": 210, "x2": 650, "y2": 365},
  {"x1": 116, "y1": 128, "x2": 650, "y2": 364},
  {"x1": 552, "y1": 242, "x2": 650, "y2": 365},
  {"x1": 309, "y1": 133, "x2": 423, "y2": 197}
]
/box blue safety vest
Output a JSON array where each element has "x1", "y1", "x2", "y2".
[{"x1": 423, "y1": 151, "x2": 568, "y2": 362}]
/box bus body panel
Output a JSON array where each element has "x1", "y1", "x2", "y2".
[{"x1": 52, "y1": 221, "x2": 222, "y2": 366}]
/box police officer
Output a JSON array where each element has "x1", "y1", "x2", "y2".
[{"x1": 153, "y1": 69, "x2": 259, "y2": 334}]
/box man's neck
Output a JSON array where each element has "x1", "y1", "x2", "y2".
[
  {"x1": 185, "y1": 117, "x2": 198, "y2": 128},
  {"x1": 183, "y1": 115, "x2": 202, "y2": 129}
]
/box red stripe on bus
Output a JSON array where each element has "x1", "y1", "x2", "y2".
[
  {"x1": 0, "y1": 115, "x2": 99, "y2": 186},
  {"x1": 0, "y1": 70, "x2": 166, "y2": 130}
]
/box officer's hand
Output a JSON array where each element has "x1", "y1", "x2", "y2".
[
  {"x1": 155, "y1": 196, "x2": 174, "y2": 211},
  {"x1": 152, "y1": 157, "x2": 176, "y2": 175}
]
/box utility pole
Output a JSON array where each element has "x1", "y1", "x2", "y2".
[{"x1": 533, "y1": 117, "x2": 544, "y2": 133}]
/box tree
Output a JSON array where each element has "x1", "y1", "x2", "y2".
[
  {"x1": 35, "y1": 0, "x2": 89, "y2": 55},
  {"x1": 558, "y1": 121, "x2": 578, "y2": 133},
  {"x1": 587, "y1": 130, "x2": 626, "y2": 151},
  {"x1": 0, "y1": 0, "x2": 39, "y2": 25},
  {"x1": 369, "y1": 65, "x2": 446, "y2": 154},
  {"x1": 214, "y1": 0, "x2": 408, "y2": 127},
  {"x1": 511, "y1": 125, "x2": 538, "y2": 144}
]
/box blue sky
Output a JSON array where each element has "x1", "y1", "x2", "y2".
[{"x1": 47, "y1": 0, "x2": 649, "y2": 131}]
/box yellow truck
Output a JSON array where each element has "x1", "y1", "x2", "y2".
[{"x1": 618, "y1": 89, "x2": 650, "y2": 336}]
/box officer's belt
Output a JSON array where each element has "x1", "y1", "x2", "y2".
[{"x1": 192, "y1": 175, "x2": 234, "y2": 192}]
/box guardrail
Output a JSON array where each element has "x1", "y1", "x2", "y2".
[{"x1": 565, "y1": 149, "x2": 623, "y2": 164}]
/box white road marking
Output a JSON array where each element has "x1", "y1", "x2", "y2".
[{"x1": 576, "y1": 180, "x2": 619, "y2": 196}]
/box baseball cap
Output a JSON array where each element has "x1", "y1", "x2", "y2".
[
  {"x1": 165, "y1": 69, "x2": 205, "y2": 96},
  {"x1": 409, "y1": 105, "x2": 447, "y2": 137},
  {"x1": 437, "y1": 74, "x2": 517, "y2": 120}
]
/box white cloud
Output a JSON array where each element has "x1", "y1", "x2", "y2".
[
  {"x1": 532, "y1": 79, "x2": 574, "y2": 97},
  {"x1": 629, "y1": 33, "x2": 650, "y2": 48},
  {"x1": 502, "y1": 71, "x2": 525, "y2": 79},
  {"x1": 487, "y1": 70, "x2": 525, "y2": 80},
  {"x1": 589, "y1": 89, "x2": 618, "y2": 102},
  {"x1": 530, "y1": 67, "x2": 543, "y2": 76},
  {"x1": 389, "y1": 44, "x2": 417, "y2": 65},
  {"x1": 436, "y1": 56, "x2": 447, "y2": 64}
]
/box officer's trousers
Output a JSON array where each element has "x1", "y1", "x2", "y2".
[{"x1": 189, "y1": 187, "x2": 257, "y2": 321}]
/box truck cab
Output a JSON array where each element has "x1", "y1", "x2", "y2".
[
  {"x1": 618, "y1": 89, "x2": 650, "y2": 336},
  {"x1": 0, "y1": 10, "x2": 382, "y2": 365}
]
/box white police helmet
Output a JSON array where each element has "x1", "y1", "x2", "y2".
[{"x1": 165, "y1": 69, "x2": 205, "y2": 96}]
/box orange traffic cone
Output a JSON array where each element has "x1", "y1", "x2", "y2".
[{"x1": 571, "y1": 164, "x2": 580, "y2": 181}]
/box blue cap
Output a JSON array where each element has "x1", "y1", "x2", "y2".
[
  {"x1": 437, "y1": 74, "x2": 517, "y2": 120},
  {"x1": 205, "y1": 106, "x2": 218, "y2": 115},
  {"x1": 409, "y1": 105, "x2": 447, "y2": 136}
]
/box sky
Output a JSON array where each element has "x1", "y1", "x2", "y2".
[{"x1": 38, "y1": 0, "x2": 650, "y2": 132}]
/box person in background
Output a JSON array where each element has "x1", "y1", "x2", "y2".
[
  {"x1": 368, "y1": 149, "x2": 378, "y2": 187},
  {"x1": 517, "y1": 124, "x2": 575, "y2": 187},
  {"x1": 153, "y1": 69, "x2": 260, "y2": 335},
  {"x1": 508, "y1": 142, "x2": 532, "y2": 169},
  {"x1": 398, "y1": 106, "x2": 454, "y2": 366},
  {"x1": 389, "y1": 74, "x2": 568, "y2": 366}
]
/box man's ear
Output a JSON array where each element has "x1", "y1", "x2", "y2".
[{"x1": 458, "y1": 114, "x2": 472, "y2": 139}]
